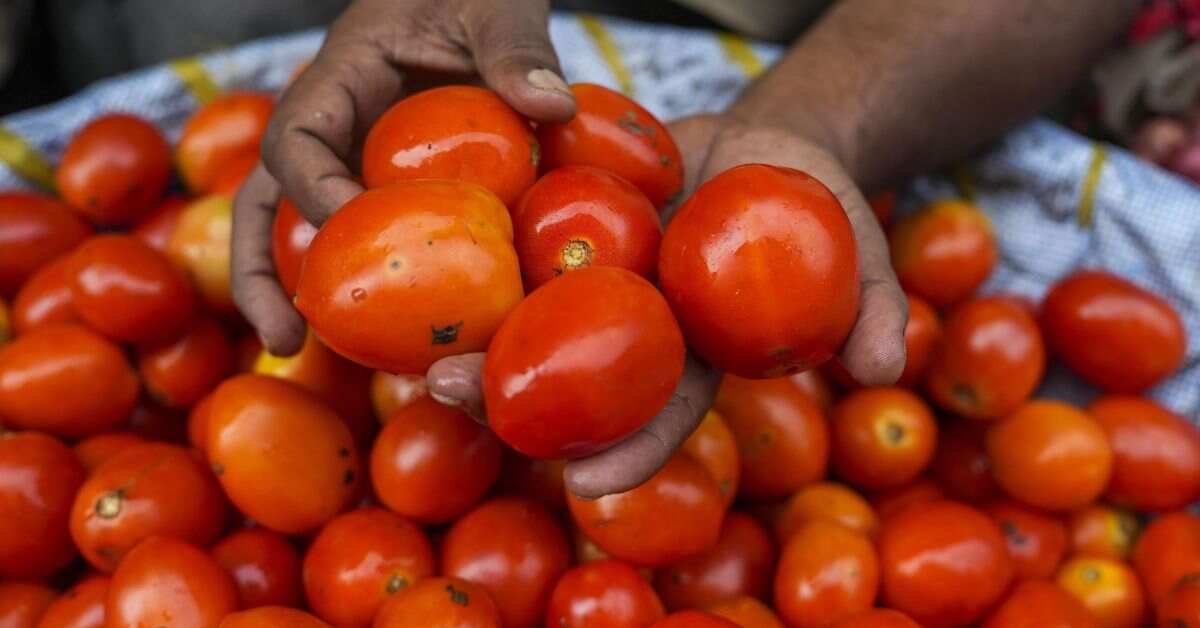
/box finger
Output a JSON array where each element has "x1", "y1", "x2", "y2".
[
  {"x1": 426, "y1": 352, "x2": 487, "y2": 423},
  {"x1": 230, "y1": 163, "x2": 307, "y2": 356},
  {"x1": 666, "y1": 115, "x2": 724, "y2": 199}
]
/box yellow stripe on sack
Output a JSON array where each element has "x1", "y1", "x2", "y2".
[
  {"x1": 579, "y1": 15, "x2": 634, "y2": 97},
  {"x1": 1077, "y1": 142, "x2": 1108, "y2": 228},
  {"x1": 953, "y1": 164, "x2": 977, "y2": 204},
  {"x1": 0, "y1": 126, "x2": 55, "y2": 190},
  {"x1": 717, "y1": 32, "x2": 765, "y2": 78},
  {"x1": 169, "y1": 57, "x2": 221, "y2": 105}
]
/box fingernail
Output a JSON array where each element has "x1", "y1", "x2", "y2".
[
  {"x1": 429, "y1": 391, "x2": 462, "y2": 408},
  {"x1": 527, "y1": 69, "x2": 572, "y2": 97}
]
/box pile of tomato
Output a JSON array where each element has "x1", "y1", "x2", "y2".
[{"x1": 0, "y1": 75, "x2": 1198, "y2": 628}]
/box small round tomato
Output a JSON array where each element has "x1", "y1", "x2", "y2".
[
  {"x1": 370, "y1": 397, "x2": 502, "y2": 524},
  {"x1": 177, "y1": 92, "x2": 273, "y2": 194},
  {"x1": 1088, "y1": 395, "x2": 1200, "y2": 511},
  {"x1": 878, "y1": 499, "x2": 1013, "y2": 626},
  {"x1": 1159, "y1": 576, "x2": 1200, "y2": 628},
  {"x1": 537, "y1": 83, "x2": 682, "y2": 208},
  {"x1": 370, "y1": 371, "x2": 426, "y2": 421},
  {"x1": 209, "y1": 151, "x2": 259, "y2": 198},
  {"x1": 655, "y1": 512, "x2": 774, "y2": 611},
  {"x1": 889, "y1": 200, "x2": 997, "y2": 308},
  {"x1": 218, "y1": 607, "x2": 330, "y2": 628},
  {"x1": 659, "y1": 164, "x2": 859, "y2": 378},
  {"x1": 830, "y1": 609, "x2": 922, "y2": 628},
  {"x1": 546, "y1": 560, "x2": 665, "y2": 627},
  {"x1": 980, "y1": 580, "x2": 1097, "y2": 628},
  {"x1": 137, "y1": 317, "x2": 233, "y2": 408},
  {"x1": 681, "y1": 410, "x2": 740, "y2": 507},
  {"x1": 483, "y1": 266, "x2": 684, "y2": 459},
  {"x1": 1056, "y1": 556, "x2": 1146, "y2": 628},
  {"x1": 73, "y1": 432, "x2": 146, "y2": 474},
  {"x1": 373, "y1": 577, "x2": 501, "y2": 628},
  {"x1": 107, "y1": 537, "x2": 238, "y2": 628},
  {"x1": 714, "y1": 374, "x2": 829, "y2": 500},
  {"x1": 132, "y1": 195, "x2": 189, "y2": 252},
  {"x1": 830, "y1": 387, "x2": 938, "y2": 490},
  {"x1": 898, "y1": 293, "x2": 941, "y2": 387},
  {"x1": 930, "y1": 420, "x2": 999, "y2": 503},
  {"x1": 868, "y1": 189, "x2": 896, "y2": 226},
  {"x1": 775, "y1": 481, "x2": 878, "y2": 543},
  {"x1": 925, "y1": 297, "x2": 1046, "y2": 420},
  {"x1": 871, "y1": 478, "x2": 945, "y2": 521},
  {"x1": 986, "y1": 499, "x2": 1068, "y2": 580},
  {"x1": 296, "y1": 180, "x2": 522, "y2": 374},
  {"x1": 0, "y1": 192, "x2": 92, "y2": 296},
  {"x1": 987, "y1": 400, "x2": 1113, "y2": 512},
  {"x1": 791, "y1": 369, "x2": 835, "y2": 413},
  {"x1": 1068, "y1": 505, "x2": 1139, "y2": 560},
  {"x1": 1131, "y1": 512, "x2": 1200, "y2": 604},
  {"x1": 708, "y1": 596, "x2": 785, "y2": 628},
  {"x1": 650, "y1": 611, "x2": 739, "y2": 628},
  {"x1": 270, "y1": 197, "x2": 316, "y2": 297},
  {"x1": 12, "y1": 255, "x2": 78, "y2": 334},
  {"x1": 57, "y1": 113, "x2": 170, "y2": 225},
  {"x1": 0, "y1": 582, "x2": 55, "y2": 628},
  {"x1": 513, "y1": 165, "x2": 661, "y2": 290},
  {"x1": 168, "y1": 195, "x2": 235, "y2": 314},
  {"x1": 210, "y1": 528, "x2": 302, "y2": 609},
  {"x1": 35, "y1": 575, "x2": 109, "y2": 628},
  {"x1": 70, "y1": 443, "x2": 227, "y2": 572},
  {"x1": 1041, "y1": 270, "x2": 1187, "y2": 392},
  {"x1": 0, "y1": 432, "x2": 84, "y2": 580},
  {"x1": 303, "y1": 508, "x2": 435, "y2": 627},
  {"x1": 205, "y1": 374, "x2": 360, "y2": 535},
  {"x1": 442, "y1": 497, "x2": 570, "y2": 628},
  {"x1": 774, "y1": 520, "x2": 878, "y2": 628},
  {"x1": 0, "y1": 324, "x2": 138, "y2": 437}
]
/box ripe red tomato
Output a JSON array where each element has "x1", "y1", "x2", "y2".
[
  {"x1": 209, "y1": 151, "x2": 259, "y2": 198},
  {"x1": 774, "y1": 520, "x2": 879, "y2": 628},
  {"x1": 373, "y1": 577, "x2": 501, "y2": 628},
  {"x1": 370, "y1": 371, "x2": 427, "y2": 421},
  {"x1": 930, "y1": 420, "x2": 999, "y2": 503},
  {"x1": 512, "y1": 165, "x2": 661, "y2": 290},
  {"x1": 73, "y1": 432, "x2": 146, "y2": 474},
  {"x1": 877, "y1": 500, "x2": 1013, "y2": 626},
  {"x1": 871, "y1": 478, "x2": 945, "y2": 521},
  {"x1": 830, "y1": 387, "x2": 938, "y2": 490},
  {"x1": 1041, "y1": 270, "x2": 1187, "y2": 392},
  {"x1": 210, "y1": 528, "x2": 302, "y2": 609},
  {"x1": 56, "y1": 113, "x2": 170, "y2": 225},
  {"x1": 985, "y1": 499, "x2": 1068, "y2": 580},
  {"x1": 167, "y1": 196, "x2": 235, "y2": 314},
  {"x1": 35, "y1": 575, "x2": 108, "y2": 628},
  {"x1": 11, "y1": 254, "x2": 78, "y2": 334},
  {"x1": 205, "y1": 374, "x2": 360, "y2": 535},
  {"x1": 898, "y1": 292, "x2": 941, "y2": 387},
  {"x1": 654, "y1": 512, "x2": 774, "y2": 610},
  {"x1": 137, "y1": 317, "x2": 232, "y2": 408},
  {"x1": 659, "y1": 164, "x2": 859, "y2": 378},
  {"x1": 0, "y1": 432, "x2": 84, "y2": 580},
  {"x1": 537, "y1": 83, "x2": 682, "y2": 208},
  {"x1": 1159, "y1": 576, "x2": 1200, "y2": 628},
  {"x1": 1068, "y1": 505, "x2": 1139, "y2": 560},
  {"x1": 296, "y1": 180, "x2": 522, "y2": 374},
  {"x1": 187, "y1": 393, "x2": 214, "y2": 454},
  {"x1": 546, "y1": 560, "x2": 666, "y2": 627},
  {"x1": 1131, "y1": 512, "x2": 1200, "y2": 604},
  {"x1": 218, "y1": 607, "x2": 330, "y2": 628},
  {"x1": 681, "y1": 410, "x2": 740, "y2": 507},
  {"x1": 106, "y1": 537, "x2": 238, "y2": 628},
  {"x1": 442, "y1": 497, "x2": 571, "y2": 628},
  {"x1": 775, "y1": 482, "x2": 878, "y2": 543},
  {"x1": 495, "y1": 453, "x2": 567, "y2": 515},
  {"x1": 177, "y1": 92, "x2": 273, "y2": 194},
  {"x1": 0, "y1": 582, "x2": 55, "y2": 628},
  {"x1": 889, "y1": 200, "x2": 997, "y2": 308},
  {"x1": 829, "y1": 609, "x2": 922, "y2": 628},
  {"x1": 567, "y1": 454, "x2": 724, "y2": 567},
  {"x1": 270, "y1": 197, "x2": 316, "y2": 296},
  {"x1": 0, "y1": 324, "x2": 138, "y2": 437},
  {"x1": 1056, "y1": 556, "x2": 1146, "y2": 628},
  {"x1": 791, "y1": 369, "x2": 835, "y2": 414},
  {"x1": 132, "y1": 195, "x2": 189, "y2": 253},
  {"x1": 0, "y1": 192, "x2": 92, "y2": 297},
  {"x1": 708, "y1": 596, "x2": 785, "y2": 628},
  {"x1": 1088, "y1": 395, "x2": 1200, "y2": 511},
  {"x1": 980, "y1": 580, "x2": 1097, "y2": 628},
  {"x1": 483, "y1": 266, "x2": 684, "y2": 458}
]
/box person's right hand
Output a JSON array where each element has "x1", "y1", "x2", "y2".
[{"x1": 232, "y1": 0, "x2": 575, "y2": 357}]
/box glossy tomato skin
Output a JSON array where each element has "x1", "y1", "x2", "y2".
[
  {"x1": 0, "y1": 432, "x2": 84, "y2": 580},
  {"x1": 708, "y1": 596, "x2": 785, "y2": 628},
  {"x1": 373, "y1": 577, "x2": 502, "y2": 628},
  {"x1": 1056, "y1": 556, "x2": 1146, "y2": 628},
  {"x1": 985, "y1": 499, "x2": 1068, "y2": 580},
  {"x1": 829, "y1": 609, "x2": 922, "y2": 628},
  {"x1": 210, "y1": 528, "x2": 302, "y2": 609},
  {"x1": 73, "y1": 432, "x2": 146, "y2": 474},
  {"x1": 649, "y1": 610, "x2": 739, "y2": 628},
  {"x1": 370, "y1": 371, "x2": 427, "y2": 421},
  {"x1": 1131, "y1": 512, "x2": 1200, "y2": 604},
  {"x1": 872, "y1": 478, "x2": 945, "y2": 521},
  {"x1": 830, "y1": 387, "x2": 938, "y2": 490},
  {"x1": 926, "y1": 296, "x2": 1046, "y2": 420},
  {"x1": 35, "y1": 575, "x2": 109, "y2": 628},
  {"x1": 442, "y1": 497, "x2": 571, "y2": 628},
  {"x1": 930, "y1": 420, "x2": 999, "y2": 503},
  {"x1": 167, "y1": 195, "x2": 235, "y2": 314},
  {"x1": 137, "y1": 317, "x2": 233, "y2": 408},
  {"x1": 537, "y1": 83, "x2": 682, "y2": 208},
  {"x1": 877, "y1": 499, "x2": 1014, "y2": 627},
  {"x1": 545, "y1": 559, "x2": 665, "y2": 628},
  {"x1": 177, "y1": 92, "x2": 273, "y2": 194},
  {"x1": 483, "y1": 266, "x2": 685, "y2": 458},
  {"x1": 218, "y1": 607, "x2": 330, "y2": 628},
  {"x1": 270, "y1": 197, "x2": 316, "y2": 296},
  {"x1": 513, "y1": 165, "x2": 661, "y2": 290},
  {"x1": 1068, "y1": 505, "x2": 1139, "y2": 560},
  {"x1": 681, "y1": 410, "x2": 740, "y2": 507},
  {"x1": 1159, "y1": 576, "x2": 1200, "y2": 628},
  {"x1": 132, "y1": 195, "x2": 189, "y2": 252},
  {"x1": 898, "y1": 293, "x2": 942, "y2": 387},
  {"x1": 12, "y1": 255, "x2": 79, "y2": 333},
  {"x1": 57, "y1": 113, "x2": 170, "y2": 225},
  {"x1": 0, "y1": 324, "x2": 138, "y2": 437},
  {"x1": 889, "y1": 200, "x2": 997, "y2": 308},
  {"x1": 296, "y1": 180, "x2": 522, "y2": 374},
  {"x1": 1041, "y1": 270, "x2": 1186, "y2": 392},
  {"x1": 791, "y1": 369, "x2": 835, "y2": 413},
  {"x1": 655, "y1": 512, "x2": 774, "y2": 611},
  {"x1": 106, "y1": 537, "x2": 238, "y2": 628},
  {"x1": 1088, "y1": 395, "x2": 1200, "y2": 511},
  {"x1": 980, "y1": 580, "x2": 1098, "y2": 628},
  {"x1": 774, "y1": 520, "x2": 879, "y2": 628},
  {"x1": 659, "y1": 164, "x2": 859, "y2": 378},
  {"x1": 0, "y1": 582, "x2": 55, "y2": 628},
  {"x1": 775, "y1": 482, "x2": 878, "y2": 543},
  {"x1": 0, "y1": 192, "x2": 92, "y2": 297}
]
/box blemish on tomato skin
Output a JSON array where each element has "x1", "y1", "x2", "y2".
[
  {"x1": 431, "y1": 321, "x2": 464, "y2": 345},
  {"x1": 343, "y1": 469, "x2": 355, "y2": 485},
  {"x1": 351, "y1": 288, "x2": 367, "y2": 302},
  {"x1": 445, "y1": 583, "x2": 469, "y2": 606}
]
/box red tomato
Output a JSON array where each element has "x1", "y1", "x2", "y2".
[
  {"x1": 681, "y1": 410, "x2": 741, "y2": 507},
  {"x1": 0, "y1": 432, "x2": 84, "y2": 579},
  {"x1": 1088, "y1": 395, "x2": 1200, "y2": 511},
  {"x1": 889, "y1": 200, "x2": 997, "y2": 308},
  {"x1": 132, "y1": 195, "x2": 189, "y2": 252},
  {"x1": 868, "y1": 189, "x2": 896, "y2": 227},
  {"x1": 0, "y1": 297, "x2": 9, "y2": 343},
  {"x1": 1159, "y1": 576, "x2": 1200, "y2": 628},
  {"x1": 73, "y1": 432, "x2": 146, "y2": 474},
  {"x1": 791, "y1": 369, "x2": 835, "y2": 414},
  {"x1": 650, "y1": 610, "x2": 739, "y2": 628},
  {"x1": 1056, "y1": 556, "x2": 1146, "y2": 628},
  {"x1": 495, "y1": 453, "x2": 567, "y2": 515},
  {"x1": 830, "y1": 387, "x2": 938, "y2": 490},
  {"x1": 930, "y1": 420, "x2": 999, "y2": 503},
  {"x1": 373, "y1": 577, "x2": 502, "y2": 628},
  {"x1": 484, "y1": 266, "x2": 684, "y2": 458},
  {"x1": 707, "y1": 596, "x2": 785, "y2": 628},
  {"x1": 659, "y1": 164, "x2": 859, "y2": 377},
  {"x1": 296, "y1": 180, "x2": 522, "y2": 374},
  {"x1": 56, "y1": 113, "x2": 170, "y2": 225},
  {"x1": 1068, "y1": 505, "x2": 1139, "y2": 560},
  {"x1": 898, "y1": 293, "x2": 942, "y2": 387},
  {"x1": 546, "y1": 560, "x2": 666, "y2": 627},
  {"x1": 0, "y1": 193, "x2": 92, "y2": 297},
  {"x1": 1041, "y1": 270, "x2": 1187, "y2": 392},
  {"x1": 0, "y1": 582, "x2": 55, "y2": 628},
  {"x1": 177, "y1": 92, "x2": 273, "y2": 194},
  {"x1": 218, "y1": 607, "x2": 330, "y2": 628},
  {"x1": 167, "y1": 195, "x2": 235, "y2": 314},
  {"x1": 877, "y1": 499, "x2": 1014, "y2": 626},
  {"x1": 210, "y1": 528, "x2": 302, "y2": 609},
  {"x1": 106, "y1": 537, "x2": 238, "y2": 628},
  {"x1": 655, "y1": 512, "x2": 774, "y2": 610},
  {"x1": 209, "y1": 151, "x2": 259, "y2": 198},
  {"x1": 370, "y1": 371, "x2": 426, "y2": 421},
  {"x1": 871, "y1": 478, "x2": 945, "y2": 521},
  {"x1": 775, "y1": 482, "x2": 878, "y2": 542},
  {"x1": 187, "y1": 394, "x2": 214, "y2": 453},
  {"x1": 1131, "y1": 512, "x2": 1200, "y2": 604},
  {"x1": 985, "y1": 499, "x2": 1068, "y2": 580},
  {"x1": 442, "y1": 497, "x2": 571, "y2": 628},
  {"x1": 270, "y1": 197, "x2": 316, "y2": 296},
  {"x1": 980, "y1": 580, "x2": 1098, "y2": 628},
  {"x1": 137, "y1": 317, "x2": 233, "y2": 408},
  {"x1": 537, "y1": 83, "x2": 683, "y2": 208},
  {"x1": 829, "y1": 609, "x2": 922, "y2": 628},
  {"x1": 12, "y1": 254, "x2": 79, "y2": 334},
  {"x1": 35, "y1": 575, "x2": 108, "y2": 628},
  {"x1": 774, "y1": 520, "x2": 879, "y2": 627}
]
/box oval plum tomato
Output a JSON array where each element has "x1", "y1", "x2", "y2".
[
  {"x1": 1056, "y1": 556, "x2": 1146, "y2": 628},
  {"x1": 0, "y1": 582, "x2": 55, "y2": 628},
  {"x1": 0, "y1": 324, "x2": 138, "y2": 437},
  {"x1": 483, "y1": 266, "x2": 685, "y2": 459},
  {"x1": 210, "y1": 528, "x2": 302, "y2": 609},
  {"x1": 1041, "y1": 270, "x2": 1187, "y2": 392},
  {"x1": 773, "y1": 520, "x2": 879, "y2": 628},
  {"x1": 303, "y1": 508, "x2": 435, "y2": 627},
  {"x1": 775, "y1": 482, "x2": 879, "y2": 543},
  {"x1": 512, "y1": 165, "x2": 661, "y2": 290},
  {"x1": 73, "y1": 432, "x2": 146, "y2": 474},
  {"x1": 986, "y1": 400, "x2": 1113, "y2": 512},
  {"x1": 980, "y1": 580, "x2": 1098, "y2": 628},
  {"x1": 496, "y1": 453, "x2": 567, "y2": 515},
  {"x1": 218, "y1": 607, "x2": 330, "y2": 628},
  {"x1": 372, "y1": 577, "x2": 502, "y2": 628},
  {"x1": 830, "y1": 387, "x2": 938, "y2": 490},
  {"x1": 546, "y1": 560, "x2": 665, "y2": 627},
  {"x1": 136, "y1": 317, "x2": 233, "y2": 407},
  {"x1": 654, "y1": 512, "x2": 774, "y2": 610},
  {"x1": 871, "y1": 478, "x2": 945, "y2": 521},
  {"x1": 0, "y1": 193, "x2": 92, "y2": 297},
  {"x1": 829, "y1": 609, "x2": 922, "y2": 628},
  {"x1": 270, "y1": 197, "x2": 316, "y2": 296},
  {"x1": 107, "y1": 537, "x2": 238, "y2": 628},
  {"x1": 132, "y1": 195, "x2": 189, "y2": 252},
  {"x1": 708, "y1": 597, "x2": 785, "y2": 628},
  {"x1": 168, "y1": 195, "x2": 235, "y2": 314},
  {"x1": 295, "y1": 180, "x2": 521, "y2": 374},
  {"x1": 713, "y1": 374, "x2": 829, "y2": 500},
  {"x1": 925, "y1": 296, "x2": 1046, "y2": 420},
  {"x1": 681, "y1": 410, "x2": 740, "y2": 507},
  {"x1": 70, "y1": 443, "x2": 227, "y2": 572},
  {"x1": 1131, "y1": 512, "x2": 1200, "y2": 604},
  {"x1": 985, "y1": 499, "x2": 1068, "y2": 580},
  {"x1": 0, "y1": 432, "x2": 84, "y2": 579},
  {"x1": 888, "y1": 199, "x2": 997, "y2": 308},
  {"x1": 650, "y1": 611, "x2": 739, "y2": 628},
  {"x1": 205, "y1": 374, "x2": 360, "y2": 535},
  {"x1": 791, "y1": 369, "x2": 835, "y2": 414},
  {"x1": 877, "y1": 499, "x2": 1013, "y2": 626},
  {"x1": 1068, "y1": 505, "x2": 1139, "y2": 560},
  {"x1": 1159, "y1": 576, "x2": 1200, "y2": 628},
  {"x1": 12, "y1": 255, "x2": 79, "y2": 333},
  {"x1": 370, "y1": 371, "x2": 427, "y2": 421},
  {"x1": 537, "y1": 83, "x2": 682, "y2": 208},
  {"x1": 930, "y1": 420, "x2": 999, "y2": 503},
  {"x1": 362, "y1": 86, "x2": 537, "y2": 208},
  {"x1": 659, "y1": 164, "x2": 859, "y2": 378},
  {"x1": 898, "y1": 293, "x2": 941, "y2": 387},
  {"x1": 442, "y1": 497, "x2": 570, "y2": 628},
  {"x1": 56, "y1": 113, "x2": 170, "y2": 225},
  {"x1": 1088, "y1": 395, "x2": 1200, "y2": 511},
  {"x1": 868, "y1": 189, "x2": 896, "y2": 227},
  {"x1": 177, "y1": 92, "x2": 273, "y2": 194},
  {"x1": 35, "y1": 575, "x2": 108, "y2": 628}
]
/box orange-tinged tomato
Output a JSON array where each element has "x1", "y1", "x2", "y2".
[
  {"x1": 889, "y1": 199, "x2": 997, "y2": 308},
  {"x1": 209, "y1": 151, "x2": 259, "y2": 198},
  {"x1": 106, "y1": 537, "x2": 238, "y2": 628},
  {"x1": 829, "y1": 609, "x2": 922, "y2": 628},
  {"x1": 372, "y1": 577, "x2": 502, "y2": 628},
  {"x1": 168, "y1": 195, "x2": 235, "y2": 314},
  {"x1": 830, "y1": 387, "x2": 938, "y2": 490},
  {"x1": 868, "y1": 189, "x2": 896, "y2": 226},
  {"x1": 370, "y1": 371, "x2": 427, "y2": 421},
  {"x1": 1056, "y1": 556, "x2": 1146, "y2": 628},
  {"x1": 218, "y1": 607, "x2": 330, "y2": 628},
  {"x1": 1088, "y1": 395, "x2": 1200, "y2": 511},
  {"x1": 655, "y1": 512, "x2": 774, "y2": 611},
  {"x1": 0, "y1": 192, "x2": 92, "y2": 297},
  {"x1": 35, "y1": 575, "x2": 108, "y2": 628},
  {"x1": 791, "y1": 369, "x2": 835, "y2": 414},
  {"x1": 177, "y1": 92, "x2": 273, "y2": 194},
  {"x1": 1068, "y1": 505, "x2": 1140, "y2": 560},
  {"x1": 72, "y1": 432, "x2": 146, "y2": 474},
  {"x1": 56, "y1": 113, "x2": 170, "y2": 225},
  {"x1": 0, "y1": 432, "x2": 84, "y2": 580},
  {"x1": 659, "y1": 164, "x2": 859, "y2": 378},
  {"x1": 980, "y1": 580, "x2": 1098, "y2": 628},
  {"x1": 187, "y1": 393, "x2": 214, "y2": 453},
  {"x1": 270, "y1": 197, "x2": 316, "y2": 296},
  {"x1": 0, "y1": 582, "x2": 55, "y2": 628},
  {"x1": 707, "y1": 596, "x2": 785, "y2": 628},
  {"x1": 296, "y1": 180, "x2": 522, "y2": 374},
  {"x1": 546, "y1": 560, "x2": 665, "y2": 627},
  {"x1": 0, "y1": 297, "x2": 9, "y2": 344},
  {"x1": 137, "y1": 317, "x2": 233, "y2": 408},
  {"x1": 930, "y1": 420, "x2": 999, "y2": 503},
  {"x1": 12, "y1": 255, "x2": 78, "y2": 334},
  {"x1": 205, "y1": 374, "x2": 360, "y2": 535},
  {"x1": 496, "y1": 452, "x2": 567, "y2": 515},
  {"x1": 898, "y1": 293, "x2": 941, "y2": 387},
  {"x1": 1041, "y1": 270, "x2": 1187, "y2": 392},
  {"x1": 210, "y1": 528, "x2": 302, "y2": 609},
  {"x1": 775, "y1": 481, "x2": 879, "y2": 543},
  {"x1": 483, "y1": 266, "x2": 684, "y2": 459},
  {"x1": 774, "y1": 520, "x2": 879, "y2": 628},
  {"x1": 650, "y1": 610, "x2": 739, "y2": 628},
  {"x1": 1159, "y1": 576, "x2": 1200, "y2": 628},
  {"x1": 986, "y1": 499, "x2": 1068, "y2": 580},
  {"x1": 1131, "y1": 512, "x2": 1200, "y2": 604},
  {"x1": 682, "y1": 410, "x2": 740, "y2": 507},
  {"x1": 871, "y1": 478, "x2": 945, "y2": 521},
  {"x1": 132, "y1": 196, "x2": 189, "y2": 253}
]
